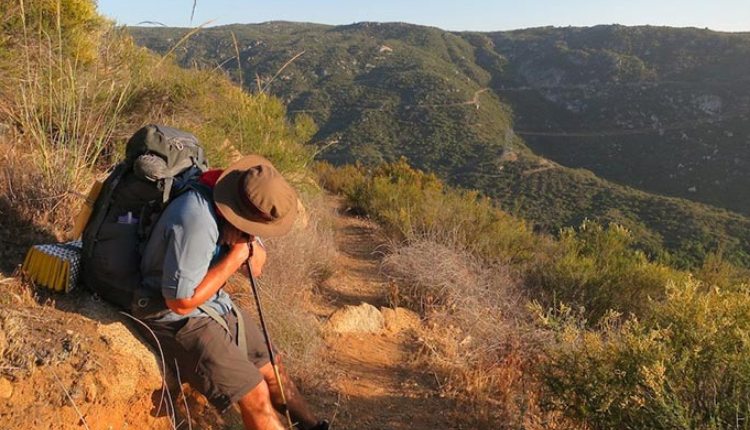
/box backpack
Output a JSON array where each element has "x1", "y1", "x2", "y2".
[{"x1": 81, "y1": 124, "x2": 208, "y2": 311}]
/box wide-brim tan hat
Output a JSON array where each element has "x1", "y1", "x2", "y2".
[{"x1": 213, "y1": 155, "x2": 298, "y2": 237}]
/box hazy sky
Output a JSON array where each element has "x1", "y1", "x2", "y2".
[{"x1": 98, "y1": 0, "x2": 750, "y2": 32}]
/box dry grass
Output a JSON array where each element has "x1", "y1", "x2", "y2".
[
  {"x1": 381, "y1": 238, "x2": 560, "y2": 428},
  {"x1": 226, "y1": 193, "x2": 336, "y2": 388},
  {"x1": 0, "y1": 277, "x2": 64, "y2": 377},
  {"x1": 0, "y1": 311, "x2": 29, "y2": 373},
  {"x1": 0, "y1": 7, "x2": 137, "y2": 254},
  {"x1": 263, "y1": 193, "x2": 337, "y2": 291},
  {"x1": 0, "y1": 139, "x2": 79, "y2": 276},
  {"x1": 1, "y1": 9, "x2": 131, "y2": 195},
  {"x1": 0, "y1": 139, "x2": 77, "y2": 235}
]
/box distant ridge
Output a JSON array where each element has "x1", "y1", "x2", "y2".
[{"x1": 130, "y1": 22, "x2": 750, "y2": 268}]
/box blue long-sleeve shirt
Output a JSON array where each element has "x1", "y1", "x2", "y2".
[{"x1": 140, "y1": 190, "x2": 233, "y2": 321}]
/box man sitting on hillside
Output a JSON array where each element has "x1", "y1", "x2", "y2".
[{"x1": 139, "y1": 155, "x2": 327, "y2": 430}]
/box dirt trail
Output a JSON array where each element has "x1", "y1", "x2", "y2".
[{"x1": 312, "y1": 197, "x2": 457, "y2": 429}]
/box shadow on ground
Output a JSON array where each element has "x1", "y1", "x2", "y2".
[{"x1": 0, "y1": 196, "x2": 59, "y2": 275}]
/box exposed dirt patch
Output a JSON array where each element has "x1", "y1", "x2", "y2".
[
  {"x1": 0, "y1": 279, "x2": 171, "y2": 429},
  {"x1": 310, "y1": 197, "x2": 460, "y2": 429}
]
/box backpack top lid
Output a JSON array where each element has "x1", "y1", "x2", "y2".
[{"x1": 125, "y1": 124, "x2": 208, "y2": 175}]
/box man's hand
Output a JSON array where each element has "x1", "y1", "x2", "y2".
[
  {"x1": 220, "y1": 223, "x2": 266, "y2": 276},
  {"x1": 247, "y1": 239, "x2": 267, "y2": 277}
]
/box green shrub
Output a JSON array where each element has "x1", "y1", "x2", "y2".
[
  {"x1": 0, "y1": 0, "x2": 104, "y2": 63},
  {"x1": 322, "y1": 158, "x2": 538, "y2": 264},
  {"x1": 695, "y1": 251, "x2": 750, "y2": 291},
  {"x1": 314, "y1": 161, "x2": 366, "y2": 196},
  {"x1": 540, "y1": 279, "x2": 750, "y2": 430},
  {"x1": 528, "y1": 221, "x2": 683, "y2": 321},
  {"x1": 124, "y1": 62, "x2": 316, "y2": 179}
]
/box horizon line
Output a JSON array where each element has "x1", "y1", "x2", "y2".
[{"x1": 126, "y1": 19, "x2": 750, "y2": 34}]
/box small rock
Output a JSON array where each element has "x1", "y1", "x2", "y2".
[
  {"x1": 380, "y1": 307, "x2": 421, "y2": 333},
  {"x1": 85, "y1": 383, "x2": 97, "y2": 403},
  {"x1": 0, "y1": 377, "x2": 13, "y2": 399},
  {"x1": 327, "y1": 303, "x2": 384, "y2": 334},
  {"x1": 83, "y1": 375, "x2": 97, "y2": 403}
]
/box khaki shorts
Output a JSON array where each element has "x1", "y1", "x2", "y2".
[{"x1": 142, "y1": 307, "x2": 272, "y2": 412}]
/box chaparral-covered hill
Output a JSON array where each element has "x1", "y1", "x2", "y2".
[{"x1": 131, "y1": 22, "x2": 750, "y2": 268}]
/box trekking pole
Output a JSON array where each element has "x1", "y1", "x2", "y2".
[{"x1": 244, "y1": 259, "x2": 295, "y2": 430}]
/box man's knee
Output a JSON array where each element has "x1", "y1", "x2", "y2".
[
  {"x1": 238, "y1": 380, "x2": 274, "y2": 413},
  {"x1": 258, "y1": 356, "x2": 284, "y2": 382}
]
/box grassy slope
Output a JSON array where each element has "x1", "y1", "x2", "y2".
[
  {"x1": 0, "y1": 1, "x2": 329, "y2": 390},
  {"x1": 130, "y1": 22, "x2": 750, "y2": 268},
  {"x1": 132, "y1": 22, "x2": 520, "y2": 178}
]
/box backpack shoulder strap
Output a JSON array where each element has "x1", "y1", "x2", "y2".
[
  {"x1": 137, "y1": 179, "x2": 213, "y2": 244},
  {"x1": 179, "y1": 180, "x2": 213, "y2": 201}
]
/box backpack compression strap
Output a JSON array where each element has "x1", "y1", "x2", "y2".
[{"x1": 197, "y1": 304, "x2": 248, "y2": 355}]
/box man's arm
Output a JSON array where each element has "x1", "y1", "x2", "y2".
[{"x1": 165, "y1": 242, "x2": 249, "y2": 315}]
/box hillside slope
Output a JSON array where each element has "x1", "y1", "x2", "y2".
[
  {"x1": 132, "y1": 22, "x2": 521, "y2": 179},
  {"x1": 130, "y1": 22, "x2": 750, "y2": 212},
  {"x1": 0, "y1": 2, "x2": 327, "y2": 428},
  {"x1": 484, "y1": 26, "x2": 750, "y2": 214},
  {"x1": 131, "y1": 23, "x2": 750, "y2": 267}
]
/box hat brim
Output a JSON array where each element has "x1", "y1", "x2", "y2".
[{"x1": 213, "y1": 155, "x2": 297, "y2": 237}]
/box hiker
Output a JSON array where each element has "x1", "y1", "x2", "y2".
[{"x1": 138, "y1": 154, "x2": 327, "y2": 430}]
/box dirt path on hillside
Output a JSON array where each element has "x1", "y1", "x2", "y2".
[{"x1": 310, "y1": 197, "x2": 458, "y2": 430}]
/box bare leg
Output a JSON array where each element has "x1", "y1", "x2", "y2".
[
  {"x1": 259, "y1": 360, "x2": 319, "y2": 429},
  {"x1": 237, "y1": 380, "x2": 286, "y2": 430}
]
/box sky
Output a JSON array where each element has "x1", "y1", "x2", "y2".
[{"x1": 97, "y1": 0, "x2": 750, "y2": 32}]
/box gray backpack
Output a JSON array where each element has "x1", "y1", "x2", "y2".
[{"x1": 81, "y1": 125, "x2": 208, "y2": 311}]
